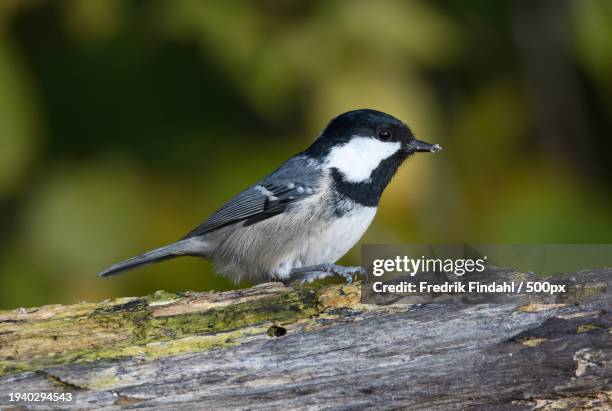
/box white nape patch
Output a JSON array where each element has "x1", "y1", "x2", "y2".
[{"x1": 324, "y1": 136, "x2": 401, "y2": 182}]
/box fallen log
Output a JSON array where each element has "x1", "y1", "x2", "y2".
[{"x1": 0, "y1": 269, "x2": 610, "y2": 410}]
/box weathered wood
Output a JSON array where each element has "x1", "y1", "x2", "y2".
[{"x1": 0, "y1": 270, "x2": 610, "y2": 410}]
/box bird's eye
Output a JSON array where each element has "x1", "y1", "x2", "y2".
[{"x1": 378, "y1": 129, "x2": 392, "y2": 141}]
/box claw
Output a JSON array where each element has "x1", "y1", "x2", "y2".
[{"x1": 288, "y1": 264, "x2": 367, "y2": 286}]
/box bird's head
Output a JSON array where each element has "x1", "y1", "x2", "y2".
[{"x1": 306, "y1": 109, "x2": 441, "y2": 184}]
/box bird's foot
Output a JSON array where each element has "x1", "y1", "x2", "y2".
[{"x1": 288, "y1": 264, "x2": 367, "y2": 286}]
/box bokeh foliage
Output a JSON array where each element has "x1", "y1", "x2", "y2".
[{"x1": 1, "y1": 0, "x2": 611, "y2": 308}]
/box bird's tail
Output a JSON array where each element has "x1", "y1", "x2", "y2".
[{"x1": 98, "y1": 240, "x2": 197, "y2": 278}]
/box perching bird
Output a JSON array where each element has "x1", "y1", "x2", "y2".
[{"x1": 99, "y1": 109, "x2": 441, "y2": 284}]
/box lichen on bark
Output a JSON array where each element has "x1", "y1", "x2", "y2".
[{"x1": 0, "y1": 283, "x2": 324, "y2": 377}]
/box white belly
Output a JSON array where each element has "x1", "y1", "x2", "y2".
[{"x1": 272, "y1": 206, "x2": 377, "y2": 278}]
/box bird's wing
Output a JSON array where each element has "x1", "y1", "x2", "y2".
[{"x1": 182, "y1": 180, "x2": 316, "y2": 238}]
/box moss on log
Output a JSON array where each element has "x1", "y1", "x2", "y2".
[
  {"x1": 0, "y1": 283, "x2": 325, "y2": 377},
  {"x1": 0, "y1": 270, "x2": 611, "y2": 410}
]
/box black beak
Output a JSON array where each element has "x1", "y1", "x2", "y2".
[{"x1": 405, "y1": 139, "x2": 442, "y2": 153}]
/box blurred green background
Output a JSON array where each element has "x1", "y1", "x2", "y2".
[{"x1": 1, "y1": 0, "x2": 611, "y2": 309}]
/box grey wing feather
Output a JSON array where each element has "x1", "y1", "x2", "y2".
[{"x1": 183, "y1": 156, "x2": 321, "y2": 239}]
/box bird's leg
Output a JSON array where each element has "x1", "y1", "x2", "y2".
[{"x1": 288, "y1": 264, "x2": 367, "y2": 286}]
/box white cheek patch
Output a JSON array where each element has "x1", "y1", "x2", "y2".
[{"x1": 324, "y1": 136, "x2": 401, "y2": 183}]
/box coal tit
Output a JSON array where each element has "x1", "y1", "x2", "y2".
[{"x1": 99, "y1": 109, "x2": 442, "y2": 284}]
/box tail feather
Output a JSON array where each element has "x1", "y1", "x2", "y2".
[{"x1": 98, "y1": 240, "x2": 193, "y2": 278}]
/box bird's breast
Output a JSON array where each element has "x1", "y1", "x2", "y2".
[{"x1": 298, "y1": 204, "x2": 377, "y2": 267}]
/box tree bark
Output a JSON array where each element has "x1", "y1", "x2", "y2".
[{"x1": 0, "y1": 270, "x2": 610, "y2": 410}]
